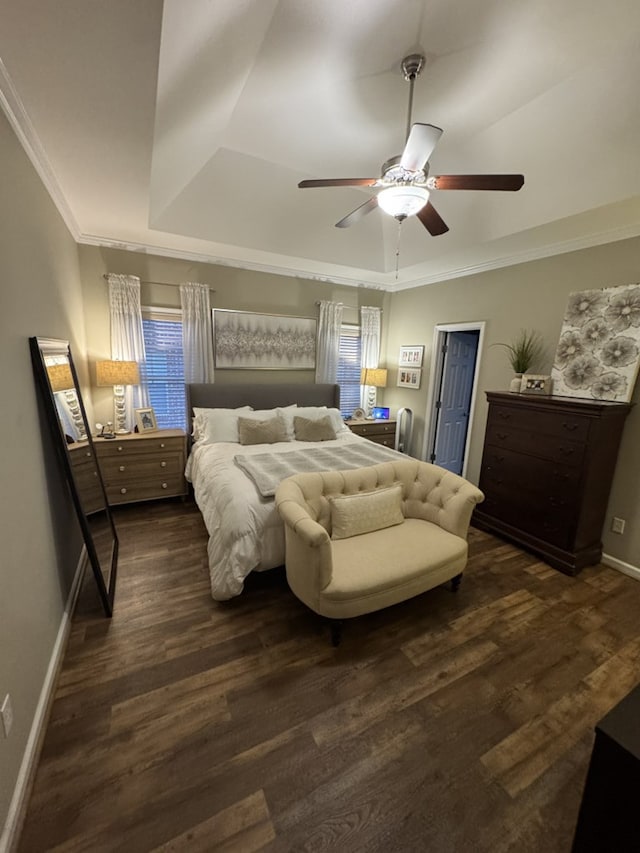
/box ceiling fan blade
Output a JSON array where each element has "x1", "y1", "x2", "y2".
[
  {"x1": 298, "y1": 178, "x2": 378, "y2": 188},
  {"x1": 429, "y1": 174, "x2": 525, "y2": 191},
  {"x1": 400, "y1": 123, "x2": 443, "y2": 172},
  {"x1": 417, "y1": 201, "x2": 449, "y2": 236},
  {"x1": 335, "y1": 197, "x2": 379, "y2": 228}
]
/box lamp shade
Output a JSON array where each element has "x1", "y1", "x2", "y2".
[
  {"x1": 47, "y1": 363, "x2": 74, "y2": 392},
  {"x1": 96, "y1": 360, "x2": 140, "y2": 387},
  {"x1": 361, "y1": 368, "x2": 388, "y2": 388}
]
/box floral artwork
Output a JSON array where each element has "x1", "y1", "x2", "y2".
[
  {"x1": 214, "y1": 310, "x2": 316, "y2": 369},
  {"x1": 551, "y1": 284, "x2": 640, "y2": 402}
]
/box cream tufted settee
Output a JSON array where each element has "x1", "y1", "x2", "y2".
[{"x1": 275, "y1": 459, "x2": 484, "y2": 643}]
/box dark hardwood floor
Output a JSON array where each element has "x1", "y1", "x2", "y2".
[{"x1": 17, "y1": 499, "x2": 640, "y2": 852}]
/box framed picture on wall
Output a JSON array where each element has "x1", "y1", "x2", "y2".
[
  {"x1": 214, "y1": 309, "x2": 316, "y2": 369},
  {"x1": 397, "y1": 367, "x2": 422, "y2": 389},
  {"x1": 399, "y1": 345, "x2": 424, "y2": 367}
]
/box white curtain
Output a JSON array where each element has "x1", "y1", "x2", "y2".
[
  {"x1": 107, "y1": 274, "x2": 149, "y2": 431},
  {"x1": 315, "y1": 301, "x2": 344, "y2": 383},
  {"x1": 360, "y1": 306, "x2": 382, "y2": 409},
  {"x1": 179, "y1": 282, "x2": 214, "y2": 383}
]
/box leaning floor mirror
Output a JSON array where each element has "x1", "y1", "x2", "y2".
[{"x1": 30, "y1": 336, "x2": 118, "y2": 616}]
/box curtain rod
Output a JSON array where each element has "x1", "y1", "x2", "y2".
[
  {"x1": 102, "y1": 274, "x2": 215, "y2": 291},
  {"x1": 315, "y1": 301, "x2": 383, "y2": 312}
]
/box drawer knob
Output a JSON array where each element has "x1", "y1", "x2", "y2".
[
  {"x1": 160, "y1": 461, "x2": 167, "y2": 468},
  {"x1": 119, "y1": 465, "x2": 126, "y2": 472},
  {"x1": 162, "y1": 482, "x2": 168, "y2": 489},
  {"x1": 563, "y1": 422, "x2": 578, "y2": 431},
  {"x1": 496, "y1": 432, "x2": 508, "y2": 440},
  {"x1": 160, "y1": 443, "x2": 165, "y2": 448},
  {"x1": 498, "y1": 411, "x2": 511, "y2": 420},
  {"x1": 120, "y1": 488, "x2": 127, "y2": 495},
  {"x1": 85, "y1": 451, "x2": 92, "y2": 458},
  {"x1": 117, "y1": 446, "x2": 124, "y2": 452}
]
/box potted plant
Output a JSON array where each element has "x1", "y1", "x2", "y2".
[{"x1": 496, "y1": 329, "x2": 544, "y2": 391}]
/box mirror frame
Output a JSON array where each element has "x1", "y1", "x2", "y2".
[{"x1": 29, "y1": 336, "x2": 118, "y2": 616}]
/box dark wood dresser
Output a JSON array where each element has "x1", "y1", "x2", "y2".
[{"x1": 473, "y1": 391, "x2": 630, "y2": 575}]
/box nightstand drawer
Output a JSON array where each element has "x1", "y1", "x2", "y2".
[{"x1": 105, "y1": 475, "x2": 186, "y2": 505}]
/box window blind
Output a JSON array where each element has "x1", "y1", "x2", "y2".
[
  {"x1": 142, "y1": 313, "x2": 186, "y2": 429},
  {"x1": 337, "y1": 324, "x2": 361, "y2": 418}
]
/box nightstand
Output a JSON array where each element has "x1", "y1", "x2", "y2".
[
  {"x1": 94, "y1": 429, "x2": 187, "y2": 506},
  {"x1": 346, "y1": 419, "x2": 397, "y2": 448}
]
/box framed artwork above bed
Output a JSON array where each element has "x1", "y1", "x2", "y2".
[{"x1": 214, "y1": 309, "x2": 316, "y2": 370}]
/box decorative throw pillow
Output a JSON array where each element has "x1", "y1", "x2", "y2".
[
  {"x1": 329, "y1": 484, "x2": 404, "y2": 540},
  {"x1": 237, "y1": 415, "x2": 288, "y2": 446},
  {"x1": 294, "y1": 414, "x2": 336, "y2": 442}
]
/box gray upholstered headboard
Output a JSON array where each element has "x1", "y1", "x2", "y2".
[{"x1": 186, "y1": 383, "x2": 340, "y2": 415}]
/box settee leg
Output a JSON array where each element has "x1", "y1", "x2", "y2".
[
  {"x1": 330, "y1": 620, "x2": 342, "y2": 647},
  {"x1": 451, "y1": 573, "x2": 463, "y2": 592}
]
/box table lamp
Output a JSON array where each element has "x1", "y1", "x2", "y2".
[
  {"x1": 96, "y1": 359, "x2": 140, "y2": 434},
  {"x1": 360, "y1": 367, "x2": 388, "y2": 416}
]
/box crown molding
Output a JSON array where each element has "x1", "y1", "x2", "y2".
[
  {"x1": 388, "y1": 221, "x2": 640, "y2": 292},
  {"x1": 0, "y1": 59, "x2": 80, "y2": 239},
  {"x1": 76, "y1": 231, "x2": 393, "y2": 291}
]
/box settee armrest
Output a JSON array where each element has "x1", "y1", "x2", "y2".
[{"x1": 275, "y1": 498, "x2": 330, "y2": 549}]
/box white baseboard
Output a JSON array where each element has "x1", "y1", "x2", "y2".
[
  {"x1": 0, "y1": 549, "x2": 87, "y2": 853},
  {"x1": 602, "y1": 552, "x2": 640, "y2": 582}
]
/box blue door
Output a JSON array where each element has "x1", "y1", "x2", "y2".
[{"x1": 432, "y1": 330, "x2": 479, "y2": 474}]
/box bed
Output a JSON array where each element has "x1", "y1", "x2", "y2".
[{"x1": 185, "y1": 382, "x2": 406, "y2": 600}]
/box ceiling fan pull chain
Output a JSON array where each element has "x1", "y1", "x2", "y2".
[{"x1": 395, "y1": 221, "x2": 403, "y2": 280}]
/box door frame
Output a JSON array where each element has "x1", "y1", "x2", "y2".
[{"x1": 421, "y1": 321, "x2": 486, "y2": 479}]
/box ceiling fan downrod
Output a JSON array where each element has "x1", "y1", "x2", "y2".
[{"x1": 401, "y1": 53, "x2": 425, "y2": 143}]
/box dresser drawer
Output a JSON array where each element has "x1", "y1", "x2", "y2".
[
  {"x1": 349, "y1": 420, "x2": 396, "y2": 437},
  {"x1": 489, "y1": 404, "x2": 591, "y2": 443},
  {"x1": 105, "y1": 475, "x2": 186, "y2": 505},
  {"x1": 480, "y1": 493, "x2": 572, "y2": 549},
  {"x1": 365, "y1": 434, "x2": 396, "y2": 447},
  {"x1": 485, "y1": 422, "x2": 585, "y2": 467},
  {"x1": 99, "y1": 453, "x2": 184, "y2": 483},
  {"x1": 97, "y1": 435, "x2": 185, "y2": 458},
  {"x1": 481, "y1": 445, "x2": 582, "y2": 492}
]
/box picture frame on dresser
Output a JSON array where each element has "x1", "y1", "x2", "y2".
[
  {"x1": 520, "y1": 374, "x2": 552, "y2": 395},
  {"x1": 135, "y1": 407, "x2": 158, "y2": 433}
]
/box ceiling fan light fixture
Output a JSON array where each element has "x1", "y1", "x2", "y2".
[{"x1": 377, "y1": 185, "x2": 429, "y2": 219}]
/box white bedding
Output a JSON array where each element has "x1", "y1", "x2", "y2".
[{"x1": 186, "y1": 432, "x2": 396, "y2": 600}]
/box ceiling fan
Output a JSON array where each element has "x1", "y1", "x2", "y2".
[{"x1": 298, "y1": 54, "x2": 524, "y2": 236}]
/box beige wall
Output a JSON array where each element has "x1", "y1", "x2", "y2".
[
  {"x1": 0, "y1": 110, "x2": 87, "y2": 838},
  {"x1": 384, "y1": 236, "x2": 640, "y2": 568},
  {"x1": 77, "y1": 245, "x2": 390, "y2": 425}
]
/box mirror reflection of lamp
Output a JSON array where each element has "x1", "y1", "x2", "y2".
[
  {"x1": 46, "y1": 361, "x2": 88, "y2": 440},
  {"x1": 360, "y1": 367, "x2": 388, "y2": 417},
  {"x1": 95, "y1": 360, "x2": 140, "y2": 434}
]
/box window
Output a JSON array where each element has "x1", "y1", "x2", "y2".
[
  {"x1": 141, "y1": 309, "x2": 186, "y2": 429},
  {"x1": 337, "y1": 324, "x2": 361, "y2": 418}
]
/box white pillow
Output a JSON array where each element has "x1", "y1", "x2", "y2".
[
  {"x1": 329, "y1": 485, "x2": 404, "y2": 540},
  {"x1": 193, "y1": 406, "x2": 252, "y2": 444}
]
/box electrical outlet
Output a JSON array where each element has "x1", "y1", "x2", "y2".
[
  {"x1": 1, "y1": 694, "x2": 13, "y2": 738},
  {"x1": 611, "y1": 517, "x2": 626, "y2": 535}
]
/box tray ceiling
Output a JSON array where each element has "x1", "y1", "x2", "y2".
[{"x1": 1, "y1": 0, "x2": 639, "y2": 290}]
